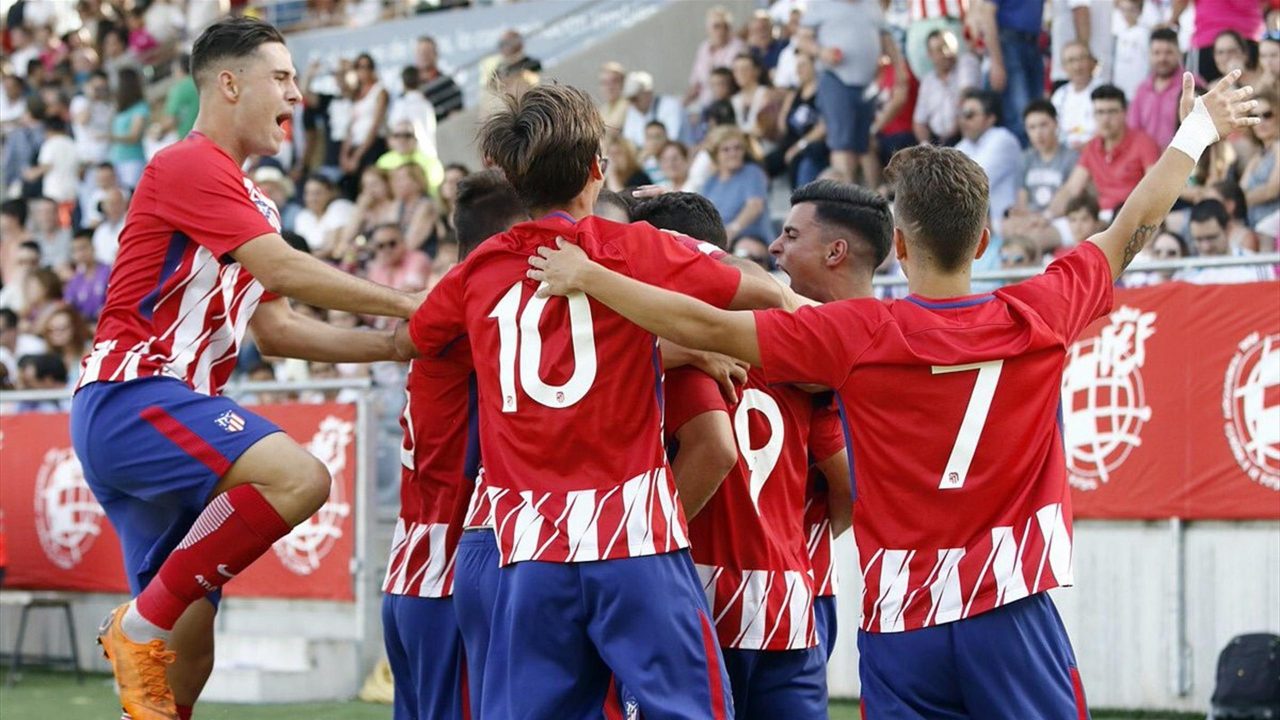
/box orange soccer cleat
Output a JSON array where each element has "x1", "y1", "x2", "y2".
[{"x1": 97, "y1": 603, "x2": 178, "y2": 720}]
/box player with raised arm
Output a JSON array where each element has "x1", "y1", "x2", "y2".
[
  {"x1": 71, "y1": 18, "x2": 422, "y2": 720},
  {"x1": 402, "y1": 83, "x2": 791, "y2": 720},
  {"x1": 529, "y1": 71, "x2": 1257, "y2": 719}
]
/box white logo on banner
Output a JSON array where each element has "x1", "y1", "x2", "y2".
[
  {"x1": 1062, "y1": 306, "x2": 1157, "y2": 490},
  {"x1": 272, "y1": 416, "x2": 354, "y2": 575},
  {"x1": 34, "y1": 448, "x2": 105, "y2": 569},
  {"x1": 1222, "y1": 332, "x2": 1280, "y2": 490}
]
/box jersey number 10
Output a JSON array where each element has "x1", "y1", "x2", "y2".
[{"x1": 490, "y1": 282, "x2": 598, "y2": 413}]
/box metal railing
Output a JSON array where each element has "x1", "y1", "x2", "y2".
[{"x1": 871, "y1": 252, "x2": 1280, "y2": 287}]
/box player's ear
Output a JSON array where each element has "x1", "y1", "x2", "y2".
[
  {"x1": 218, "y1": 68, "x2": 239, "y2": 102},
  {"x1": 972, "y1": 226, "x2": 991, "y2": 261},
  {"x1": 893, "y1": 227, "x2": 908, "y2": 263},
  {"x1": 826, "y1": 238, "x2": 847, "y2": 267}
]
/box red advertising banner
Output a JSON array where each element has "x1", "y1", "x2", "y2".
[
  {"x1": 1065, "y1": 281, "x2": 1280, "y2": 519},
  {"x1": 0, "y1": 402, "x2": 358, "y2": 600}
]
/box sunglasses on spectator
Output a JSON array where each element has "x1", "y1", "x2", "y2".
[
  {"x1": 1152, "y1": 248, "x2": 1180, "y2": 258},
  {"x1": 1001, "y1": 254, "x2": 1027, "y2": 264},
  {"x1": 391, "y1": 132, "x2": 415, "y2": 139},
  {"x1": 719, "y1": 143, "x2": 745, "y2": 152},
  {"x1": 375, "y1": 239, "x2": 401, "y2": 250}
]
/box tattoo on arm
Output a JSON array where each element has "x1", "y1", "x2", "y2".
[{"x1": 1121, "y1": 223, "x2": 1160, "y2": 271}]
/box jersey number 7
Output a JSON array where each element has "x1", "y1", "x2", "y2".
[
  {"x1": 930, "y1": 360, "x2": 1004, "y2": 490},
  {"x1": 490, "y1": 282, "x2": 598, "y2": 413}
]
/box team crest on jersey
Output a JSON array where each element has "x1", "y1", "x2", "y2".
[
  {"x1": 215, "y1": 410, "x2": 246, "y2": 433},
  {"x1": 1061, "y1": 306, "x2": 1157, "y2": 491},
  {"x1": 272, "y1": 416, "x2": 353, "y2": 575},
  {"x1": 243, "y1": 177, "x2": 283, "y2": 233},
  {"x1": 34, "y1": 448, "x2": 106, "y2": 570},
  {"x1": 1222, "y1": 332, "x2": 1279, "y2": 490}
]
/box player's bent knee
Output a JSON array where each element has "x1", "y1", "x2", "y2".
[{"x1": 293, "y1": 456, "x2": 332, "y2": 516}]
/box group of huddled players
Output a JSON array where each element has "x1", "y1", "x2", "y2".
[{"x1": 73, "y1": 15, "x2": 1259, "y2": 720}]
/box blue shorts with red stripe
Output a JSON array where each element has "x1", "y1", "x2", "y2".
[
  {"x1": 857, "y1": 592, "x2": 1090, "y2": 720},
  {"x1": 721, "y1": 645, "x2": 828, "y2": 720},
  {"x1": 382, "y1": 593, "x2": 467, "y2": 720},
  {"x1": 70, "y1": 377, "x2": 281, "y2": 604},
  {"x1": 482, "y1": 549, "x2": 734, "y2": 720},
  {"x1": 452, "y1": 529, "x2": 500, "y2": 717},
  {"x1": 814, "y1": 595, "x2": 838, "y2": 661}
]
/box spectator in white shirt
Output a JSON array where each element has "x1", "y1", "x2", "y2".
[
  {"x1": 621, "y1": 71, "x2": 685, "y2": 150},
  {"x1": 387, "y1": 66, "x2": 438, "y2": 160},
  {"x1": 1111, "y1": 0, "x2": 1152, "y2": 101},
  {"x1": 294, "y1": 174, "x2": 355, "y2": 257},
  {"x1": 685, "y1": 6, "x2": 747, "y2": 108},
  {"x1": 1049, "y1": 0, "x2": 1113, "y2": 85},
  {"x1": 955, "y1": 89, "x2": 1023, "y2": 229},
  {"x1": 70, "y1": 71, "x2": 113, "y2": 166},
  {"x1": 912, "y1": 28, "x2": 980, "y2": 145},
  {"x1": 91, "y1": 187, "x2": 128, "y2": 264},
  {"x1": 1051, "y1": 41, "x2": 1102, "y2": 149},
  {"x1": 24, "y1": 117, "x2": 79, "y2": 207}
]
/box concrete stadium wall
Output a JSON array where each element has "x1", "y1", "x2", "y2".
[{"x1": 826, "y1": 520, "x2": 1280, "y2": 711}]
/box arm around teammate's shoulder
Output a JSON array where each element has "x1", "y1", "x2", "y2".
[
  {"x1": 249, "y1": 296, "x2": 411, "y2": 363},
  {"x1": 232, "y1": 233, "x2": 420, "y2": 319}
]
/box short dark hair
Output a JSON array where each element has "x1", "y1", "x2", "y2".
[
  {"x1": 0, "y1": 308, "x2": 17, "y2": 331},
  {"x1": 478, "y1": 83, "x2": 605, "y2": 211},
  {"x1": 1212, "y1": 180, "x2": 1248, "y2": 220},
  {"x1": 594, "y1": 189, "x2": 633, "y2": 222},
  {"x1": 790, "y1": 179, "x2": 894, "y2": 267},
  {"x1": 1023, "y1": 98, "x2": 1057, "y2": 122},
  {"x1": 961, "y1": 88, "x2": 1001, "y2": 123},
  {"x1": 19, "y1": 353, "x2": 68, "y2": 384},
  {"x1": 44, "y1": 115, "x2": 68, "y2": 134},
  {"x1": 1091, "y1": 84, "x2": 1128, "y2": 109},
  {"x1": 1065, "y1": 192, "x2": 1100, "y2": 219},
  {"x1": 19, "y1": 240, "x2": 41, "y2": 256},
  {"x1": 306, "y1": 173, "x2": 338, "y2": 191},
  {"x1": 116, "y1": 67, "x2": 145, "y2": 112},
  {"x1": 710, "y1": 66, "x2": 739, "y2": 96},
  {"x1": 190, "y1": 16, "x2": 287, "y2": 89},
  {"x1": 73, "y1": 228, "x2": 94, "y2": 242},
  {"x1": 645, "y1": 119, "x2": 667, "y2": 133},
  {"x1": 705, "y1": 99, "x2": 737, "y2": 128},
  {"x1": 632, "y1": 192, "x2": 729, "y2": 250},
  {"x1": 453, "y1": 169, "x2": 527, "y2": 259},
  {"x1": 1150, "y1": 27, "x2": 1179, "y2": 46},
  {"x1": 884, "y1": 145, "x2": 990, "y2": 272},
  {"x1": 1, "y1": 199, "x2": 28, "y2": 225},
  {"x1": 1190, "y1": 198, "x2": 1230, "y2": 229},
  {"x1": 402, "y1": 65, "x2": 421, "y2": 91}
]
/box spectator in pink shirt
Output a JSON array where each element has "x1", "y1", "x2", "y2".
[
  {"x1": 684, "y1": 6, "x2": 747, "y2": 109},
  {"x1": 364, "y1": 223, "x2": 431, "y2": 294},
  {"x1": 1172, "y1": 0, "x2": 1265, "y2": 82},
  {"x1": 1128, "y1": 28, "x2": 1183, "y2": 149}
]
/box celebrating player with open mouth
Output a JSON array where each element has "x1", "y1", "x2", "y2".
[
  {"x1": 71, "y1": 17, "x2": 423, "y2": 720},
  {"x1": 528, "y1": 70, "x2": 1259, "y2": 719}
]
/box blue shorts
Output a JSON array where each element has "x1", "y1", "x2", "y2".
[
  {"x1": 857, "y1": 592, "x2": 1090, "y2": 720},
  {"x1": 483, "y1": 549, "x2": 733, "y2": 720},
  {"x1": 721, "y1": 646, "x2": 827, "y2": 720},
  {"x1": 816, "y1": 71, "x2": 874, "y2": 154},
  {"x1": 70, "y1": 377, "x2": 281, "y2": 605},
  {"x1": 814, "y1": 595, "x2": 838, "y2": 661},
  {"x1": 382, "y1": 593, "x2": 466, "y2": 720},
  {"x1": 452, "y1": 529, "x2": 500, "y2": 717}
]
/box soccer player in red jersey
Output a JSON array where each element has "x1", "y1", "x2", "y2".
[
  {"x1": 400, "y1": 83, "x2": 795, "y2": 719},
  {"x1": 70, "y1": 18, "x2": 423, "y2": 720},
  {"x1": 767, "y1": 180, "x2": 894, "y2": 660},
  {"x1": 530, "y1": 71, "x2": 1259, "y2": 719}
]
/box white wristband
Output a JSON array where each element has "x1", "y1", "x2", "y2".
[{"x1": 1169, "y1": 96, "x2": 1219, "y2": 162}]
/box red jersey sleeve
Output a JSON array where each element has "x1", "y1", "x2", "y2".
[
  {"x1": 621, "y1": 224, "x2": 742, "y2": 309},
  {"x1": 753, "y1": 301, "x2": 888, "y2": 389},
  {"x1": 409, "y1": 263, "x2": 467, "y2": 357},
  {"x1": 808, "y1": 401, "x2": 845, "y2": 463},
  {"x1": 663, "y1": 366, "x2": 730, "y2": 438},
  {"x1": 1001, "y1": 241, "x2": 1115, "y2": 344},
  {"x1": 151, "y1": 145, "x2": 280, "y2": 258}
]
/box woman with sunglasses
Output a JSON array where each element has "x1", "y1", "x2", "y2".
[
  {"x1": 1239, "y1": 87, "x2": 1280, "y2": 248},
  {"x1": 339, "y1": 53, "x2": 389, "y2": 197}
]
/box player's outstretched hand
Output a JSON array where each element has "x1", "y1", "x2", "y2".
[
  {"x1": 690, "y1": 350, "x2": 749, "y2": 405},
  {"x1": 1178, "y1": 69, "x2": 1260, "y2": 139},
  {"x1": 529, "y1": 237, "x2": 591, "y2": 297}
]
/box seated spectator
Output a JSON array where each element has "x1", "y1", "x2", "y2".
[
  {"x1": 956, "y1": 89, "x2": 1022, "y2": 230},
  {"x1": 24, "y1": 117, "x2": 78, "y2": 209},
  {"x1": 364, "y1": 223, "x2": 431, "y2": 294},
  {"x1": 0, "y1": 200, "x2": 31, "y2": 284},
  {"x1": 91, "y1": 187, "x2": 128, "y2": 264},
  {"x1": 77, "y1": 162, "x2": 122, "y2": 230},
  {"x1": 1205, "y1": 180, "x2": 1261, "y2": 252},
  {"x1": 1051, "y1": 41, "x2": 1102, "y2": 150},
  {"x1": 1261, "y1": 30, "x2": 1280, "y2": 91},
  {"x1": 604, "y1": 136, "x2": 653, "y2": 191},
  {"x1": 155, "y1": 57, "x2": 197, "y2": 142},
  {"x1": 598, "y1": 62, "x2": 629, "y2": 134},
  {"x1": 70, "y1": 72, "x2": 113, "y2": 167},
  {"x1": 376, "y1": 119, "x2": 444, "y2": 195},
  {"x1": 912, "y1": 28, "x2": 979, "y2": 146},
  {"x1": 0, "y1": 240, "x2": 40, "y2": 313},
  {"x1": 1112, "y1": 0, "x2": 1152, "y2": 102},
  {"x1": 428, "y1": 163, "x2": 470, "y2": 250},
  {"x1": 1128, "y1": 28, "x2": 1184, "y2": 150},
  {"x1": 125, "y1": 6, "x2": 161, "y2": 65},
  {"x1": 1214, "y1": 30, "x2": 1263, "y2": 90},
  {"x1": 100, "y1": 26, "x2": 141, "y2": 92},
  {"x1": 108, "y1": 67, "x2": 150, "y2": 189},
  {"x1": 766, "y1": 51, "x2": 828, "y2": 189},
  {"x1": 1064, "y1": 193, "x2": 1104, "y2": 249},
  {"x1": 252, "y1": 166, "x2": 300, "y2": 232},
  {"x1": 496, "y1": 29, "x2": 542, "y2": 78},
  {"x1": 414, "y1": 36, "x2": 463, "y2": 121},
  {"x1": 1127, "y1": 228, "x2": 1189, "y2": 287},
  {"x1": 64, "y1": 230, "x2": 110, "y2": 321},
  {"x1": 1240, "y1": 88, "x2": 1279, "y2": 241},
  {"x1": 686, "y1": 5, "x2": 747, "y2": 108},
  {"x1": 38, "y1": 305, "x2": 89, "y2": 387},
  {"x1": 28, "y1": 197, "x2": 72, "y2": 271},
  {"x1": 730, "y1": 52, "x2": 777, "y2": 140},
  {"x1": 638, "y1": 121, "x2": 670, "y2": 184},
  {"x1": 0, "y1": 74, "x2": 27, "y2": 131},
  {"x1": 1003, "y1": 100, "x2": 1079, "y2": 252},
  {"x1": 657, "y1": 141, "x2": 701, "y2": 193},
  {"x1": 0, "y1": 308, "x2": 16, "y2": 380},
  {"x1": 701, "y1": 125, "x2": 772, "y2": 246},
  {"x1": 1178, "y1": 199, "x2": 1277, "y2": 283},
  {"x1": 688, "y1": 99, "x2": 741, "y2": 191},
  {"x1": 15, "y1": 353, "x2": 68, "y2": 412},
  {"x1": 621, "y1": 71, "x2": 685, "y2": 150},
  {"x1": 999, "y1": 236, "x2": 1043, "y2": 270},
  {"x1": 1051, "y1": 85, "x2": 1160, "y2": 218},
  {"x1": 388, "y1": 66, "x2": 439, "y2": 160},
  {"x1": 21, "y1": 267, "x2": 64, "y2": 332},
  {"x1": 338, "y1": 166, "x2": 397, "y2": 262},
  {"x1": 773, "y1": 25, "x2": 815, "y2": 90},
  {"x1": 745, "y1": 10, "x2": 787, "y2": 75},
  {"x1": 388, "y1": 163, "x2": 439, "y2": 255},
  {"x1": 295, "y1": 174, "x2": 354, "y2": 258}
]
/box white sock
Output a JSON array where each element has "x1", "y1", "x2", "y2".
[{"x1": 120, "y1": 600, "x2": 170, "y2": 643}]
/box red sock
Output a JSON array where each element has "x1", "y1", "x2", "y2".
[
  {"x1": 136, "y1": 485, "x2": 291, "y2": 630},
  {"x1": 177, "y1": 705, "x2": 193, "y2": 720}
]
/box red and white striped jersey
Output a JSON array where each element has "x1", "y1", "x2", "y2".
[
  {"x1": 666, "y1": 367, "x2": 843, "y2": 650},
  {"x1": 805, "y1": 402, "x2": 847, "y2": 598},
  {"x1": 382, "y1": 342, "x2": 479, "y2": 598},
  {"x1": 912, "y1": 0, "x2": 967, "y2": 20},
  {"x1": 754, "y1": 244, "x2": 1115, "y2": 633},
  {"x1": 77, "y1": 133, "x2": 281, "y2": 397},
  {"x1": 462, "y1": 471, "x2": 494, "y2": 529},
  {"x1": 408, "y1": 214, "x2": 742, "y2": 567}
]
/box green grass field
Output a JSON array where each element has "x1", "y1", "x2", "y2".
[{"x1": 0, "y1": 670, "x2": 1200, "y2": 719}]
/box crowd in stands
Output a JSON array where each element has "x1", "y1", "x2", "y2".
[{"x1": 2, "y1": 0, "x2": 1279, "y2": 427}]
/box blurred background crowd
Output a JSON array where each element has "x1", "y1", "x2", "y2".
[{"x1": 1, "y1": 0, "x2": 1278, "y2": 496}]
